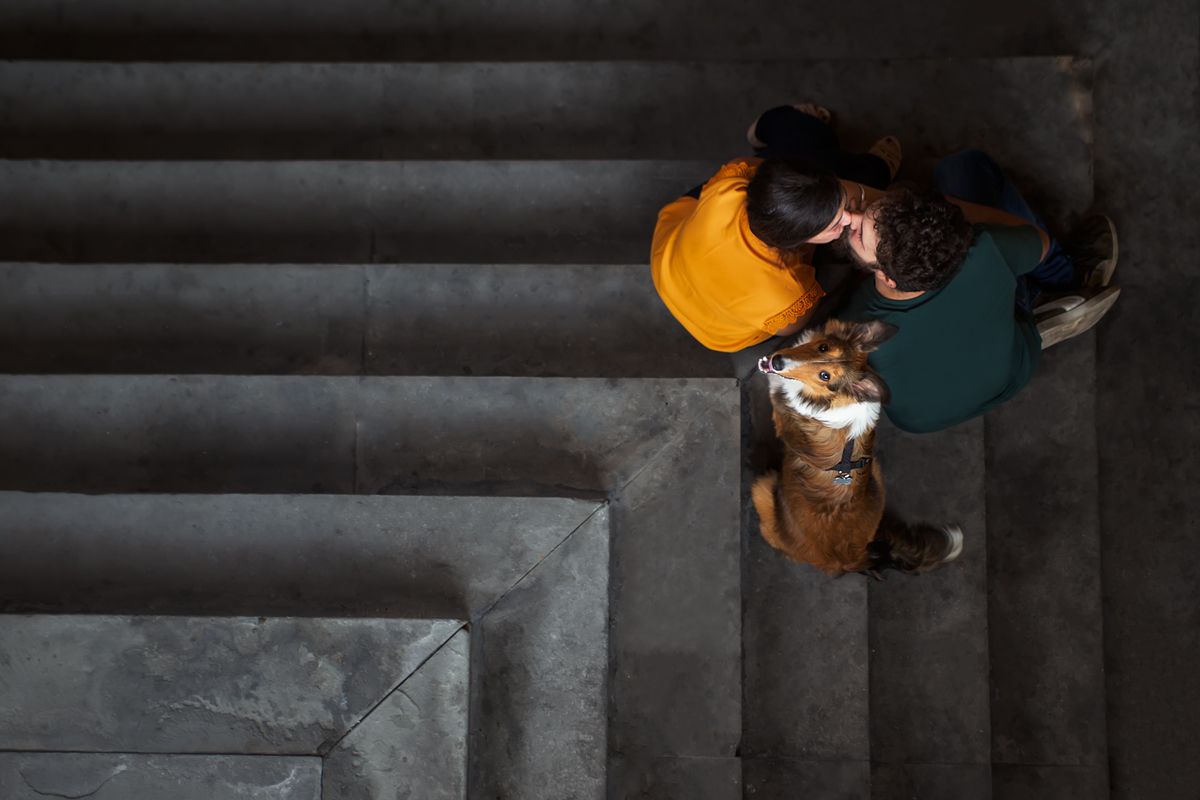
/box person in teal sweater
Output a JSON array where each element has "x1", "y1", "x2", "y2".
[{"x1": 837, "y1": 150, "x2": 1118, "y2": 433}]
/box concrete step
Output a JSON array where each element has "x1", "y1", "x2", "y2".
[
  {"x1": 0, "y1": 754, "x2": 322, "y2": 800},
  {"x1": 0, "y1": 57, "x2": 1093, "y2": 263},
  {"x1": 468, "y1": 505, "x2": 608, "y2": 799},
  {"x1": 868, "y1": 418, "x2": 993, "y2": 799},
  {"x1": 0, "y1": 1, "x2": 1087, "y2": 60},
  {"x1": 0, "y1": 492, "x2": 603, "y2": 616},
  {"x1": 0, "y1": 160, "x2": 705, "y2": 263},
  {"x1": 0, "y1": 374, "x2": 741, "y2": 794},
  {"x1": 0, "y1": 614, "x2": 465, "y2": 754},
  {"x1": 983, "y1": 336, "x2": 1108, "y2": 798},
  {"x1": 0, "y1": 262, "x2": 727, "y2": 377},
  {"x1": 0, "y1": 375, "x2": 724, "y2": 494},
  {"x1": 324, "y1": 629, "x2": 470, "y2": 800},
  {"x1": 0, "y1": 59, "x2": 1092, "y2": 163}
]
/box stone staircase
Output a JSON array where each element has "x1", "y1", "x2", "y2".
[{"x1": 0, "y1": 4, "x2": 1114, "y2": 798}]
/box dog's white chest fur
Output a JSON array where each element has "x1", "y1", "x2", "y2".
[{"x1": 768, "y1": 373, "x2": 881, "y2": 439}]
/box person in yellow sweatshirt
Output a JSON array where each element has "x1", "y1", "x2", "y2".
[{"x1": 650, "y1": 103, "x2": 900, "y2": 352}]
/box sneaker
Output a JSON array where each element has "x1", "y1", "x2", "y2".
[
  {"x1": 1035, "y1": 286, "x2": 1121, "y2": 349},
  {"x1": 868, "y1": 135, "x2": 902, "y2": 181},
  {"x1": 1068, "y1": 214, "x2": 1119, "y2": 289}
]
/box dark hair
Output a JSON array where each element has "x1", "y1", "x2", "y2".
[
  {"x1": 745, "y1": 158, "x2": 845, "y2": 253},
  {"x1": 871, "y1": 189, "x2": 975, "y2": 291}
]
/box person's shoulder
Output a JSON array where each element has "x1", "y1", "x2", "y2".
[
  {"x1": 701, "y1": 157, "x2": 763, "y2": 195},
  {"x1": 840, "y1": 280, "x2": 889, "y2": 321},
  {"x1": 970, "y1": 223, "x2": 1043, "y2": 268}
]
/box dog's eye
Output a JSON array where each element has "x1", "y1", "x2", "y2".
[
  {"x1": 819, "y1": 370, "x2": 831, "y2": 381},
  {"x1": 818, "y1": 343, "x2": 830, "y2": 353}
]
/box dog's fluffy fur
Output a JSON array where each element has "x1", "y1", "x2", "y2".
[{"x1": 752, "y1": 318, "x2": 962, "y2": 576}]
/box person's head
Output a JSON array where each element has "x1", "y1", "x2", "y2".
[
  {"x1": 745, "y1": 158, "x2": 851, "y2": 249},
  {"x1": 845, "y1": 189, "x2": 975, "y2": 292}
]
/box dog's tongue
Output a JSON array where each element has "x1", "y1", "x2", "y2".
[{"x1": 758, "y1": 356, "x2": 773, "y2": 373}]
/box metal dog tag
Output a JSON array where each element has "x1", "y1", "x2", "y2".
[{"x1": 833, "y1": 472, "x2": 852, "y2": 485}]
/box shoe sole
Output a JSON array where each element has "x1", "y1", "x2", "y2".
[{"x1": 1037, "y1": 286, "x2": 1121, "y2": 349}]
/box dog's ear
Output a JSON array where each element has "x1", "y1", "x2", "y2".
[
  {"x1": 821, "y1": 317, "x2": 854, "y2": 339},
  {"x1": 844, "y1": 370, "x2": 891, "y2": 404},
  {"x1": 847, "y1": 320, "x2": 898, "y2": 353}
]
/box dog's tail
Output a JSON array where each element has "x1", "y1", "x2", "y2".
[
  {"x1": 752, "y1": 471, "x2": 789, "y2": 553},
  {"x1": 869, "y1": 514, "x2": 964, "y2": 575}
]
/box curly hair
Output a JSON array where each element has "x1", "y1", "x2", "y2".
[
  {"x1": 871, "y1": 189, "x2": 975, "y2": 291},
  {"x1": 745, "y1": 158, "x2": 846, "y2": 253}
]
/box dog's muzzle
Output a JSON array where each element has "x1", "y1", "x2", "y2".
[{"x1": 759, "y1": 355, "x2": 786, "y2": 374}]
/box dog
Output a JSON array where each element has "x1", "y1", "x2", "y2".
[{"x1": 752, "y1": 318, "x2": 963, "y2": 577}]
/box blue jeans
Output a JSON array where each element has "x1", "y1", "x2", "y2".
[{"x1": 932, "y1": 149, "x2": 1076, "y2": 311}]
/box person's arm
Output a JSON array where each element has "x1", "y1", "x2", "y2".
[
  {"x1": 947, "y1": 196, "x2": 1050, "y2": 260},
  {"x1": 773, "y1": 307, "x2": 815, "y2": 338}
]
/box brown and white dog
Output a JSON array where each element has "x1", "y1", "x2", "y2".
[{"x1": 752, "y1": 318, "x2": 963, "y2": 577}]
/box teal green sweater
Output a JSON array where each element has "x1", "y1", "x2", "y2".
[{"x1": 840, "y1": 224, "x2": 1044, "y2": 433}]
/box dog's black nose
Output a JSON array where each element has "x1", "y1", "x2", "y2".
[{"x1": 770, "y1": 355, "x2": 785, "y2": 372}]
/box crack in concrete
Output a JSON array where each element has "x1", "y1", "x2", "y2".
[
  {"x1": 395, "y1": 688, "x2": 422, "y2": 715},
  {"x1": 19, "y1": 763, "x2": 127, "y2": 799}
]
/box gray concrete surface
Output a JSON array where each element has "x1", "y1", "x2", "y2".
[
  {"x1": 0, "y1": 1, "x2": 1196, "y2": 795},
  {"x1": 1089, "y1": 1, "x2": 1200, "y2": 797},
  {"x1": 608, "y1": 756, "x2": 741, "y2": 800},
  {"x1": 324, "y1": 629, "x2": 469, "y2": 800},
  {"x1": 868, "y1": 419, "x2": 991, "y2": 773},
  {"x1": 741, "y1": 759, "x2": 869, "y2": 799},
  {"x1": 0, "y1": 754, "x2": 322, "y2": 800},
  {"x1": 0, "y1": 493, "x2": 602, "y2": 616},
  {"x1": 469, "y1": 507, "x2": 608, "y2": 798},
  {"x1": 0, "y1": 0, "x2": 1096, "y2": 60},
  {"x1": 0, "y1": 263, "x2": 365, "y2": 374},
  {"x1": 742, "y1": 529, "x2": 869, "y2": 764},
  {"x1": 0, "y1": 615, "x2": 461, "y2": 753},
  {"x1": 0, "y1": 59, "x2": 1090, "y2": 166},
  {"x1": 0, "y1": 160, "x2": 706, "y2": 263},
  {"x1": 991, "y1": 764, "x2": 1109, "y2": 799},
  {"x1": 0, "y1": 262, "x2": 727, "y2": 377},
  {"x1": 985, "y1": 335, "x2": 1107, "y2": 773},
  {"x1": 869, "y1": 762, "x2": 992, "y2": 800}
]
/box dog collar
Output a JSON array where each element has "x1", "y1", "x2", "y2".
[{"x1": 828, "y1": 438, "x2": 872, "y2": 485}]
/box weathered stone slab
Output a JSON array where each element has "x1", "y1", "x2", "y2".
[
  {"x1": 991, "y1": 763, "x2": 1109, "y2": 799},
  {"x1": 0, "y1": 263, "x2": 365, "y2": 374},
  {"x1": 0, "y1": 492, "x2": 601, "y2": 617},
  {"x1": 469, "y1": 507, "x2": 608, "y2": 799},
  {"x1": 0, "y1": 753, "x2": 322, "y2": 800},
  {"x1": 356, "y1": 377, "x2": 723, "y2": 495},
  {"x1": 365, "y1": 263, "x2": 727, "y2": 378},
  {"x1": 324, "y1": 629, "x2": 469, "y2": 800},
  {"x1": 0, "y1": 6, "x2": 1087, "y2": 64},
  {"x1": 985, "y1": 335, "x2": 1107, "y2": 768},
  {"x1": 0, "y1": 60, "x2": 1091, "y2": 177},
  {"x1": 0, "y1": 261, "x2": 728, "y2": 377},
  {"x1": 604, "y1": 382, "x2": 742, "y2": 760},
  {"x1": 742, "y1": 758, "x2": 869, "y2": 800},
  {"x1": 0, "y1": 375, "x2": 358, "y2": 493},
  {"x1": 742, "y1": 527, "x2": 870, "y2": 762},
  {"x1": 0, "y1": 160, "x2": 708, "y2": 263},
  {"x1": 608, "y1": 756, "x2": 741, "y2": 800},
  {"x1": 868, "y1": 418, "x2": 991, "y2": 768},
  {"x1": 870, "y1": 763, "x2": 992, "y2": 800},
  {"x1": 0, "y1": 615, "x2": 460, "y2": 753}
]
